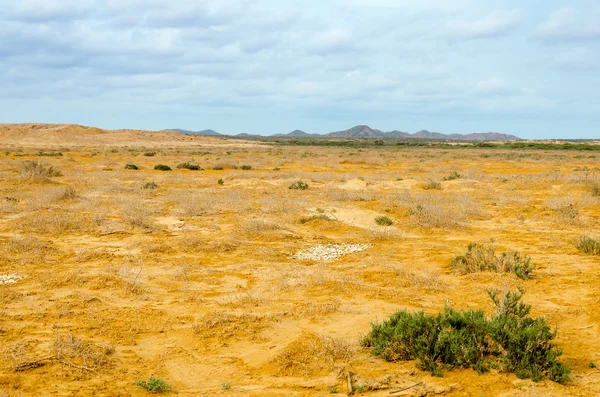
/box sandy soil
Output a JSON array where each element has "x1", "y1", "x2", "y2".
[{"x1": 0, "y1": 124, "x2": 599, "y2": 396}]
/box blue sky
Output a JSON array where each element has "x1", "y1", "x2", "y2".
[{"x1": 0, "y1": 0, "x2": 599, "y2": 138}]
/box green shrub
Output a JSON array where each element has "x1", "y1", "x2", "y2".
[
  {"x1": 273, "y1": 167, "x2": 281, "y2": 171},
  {"x1": 451, "y1": 243, "x2": 534, "y2": 280},
  {"x1": 362, "y1": 289, "x2": 569, "y2": 383},
  {"x1": 154, "y1": 164, "x2": 172, "y2": 171},
  {"x1": 375, "y1": 216, "x2": 393, "y2": 226},
  {"x1": 142, "y1": 182, "x2": 158, "y2": 190},
  {"x1": 124, "y1": 164, "x2": 139, "y2": 170},
  {"x1": 144, "y1": 152, "x2": 157, "y2": 157},
  {"x1": 576, "y1": 235, "x2": 600, "y2": 256},
  {"x1": 443, "y1": 171, "x2": 461, "y2": 181},
  {"x1": 240, "y1": 165, "x2": 252, "y2": 170},
  {"x1": 422, "y1": 179, "x2": 442, "y2": 190},
  {"x1": 289, "y1": 181, "x2": 309, "y2": 190},
  {"x1": 135, "y1": 376, "x2": 171, "y2": 392},
  {"x1": 177, "y1": 162, "x2": 202, "y2": 170},
  {"x1": 218, "y1": 178, "x2": 224, "y2": 185},
  {"x1": 221, "y1": 382, "x2": 231, "y2": 390}
]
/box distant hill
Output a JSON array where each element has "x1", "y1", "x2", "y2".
[
  {"x1": 274, "y1": 129, "x2": 321, "y2": 137},
  {"x1": 169, "y1": 128, "x2": 222, "y2": 136},
  {"x1": 168, "y1": 125, "x2": 520, "y2": 140},
  {"x1": 325, "y1": 126, "x2": 519, "y2": 141}
]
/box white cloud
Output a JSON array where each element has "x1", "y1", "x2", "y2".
[
  {"x1": 537, "y1": 8, "x2": 600, "y2": 42},
  {"x1": 475, "y1": 78, "x2": 514, "y2": 96},
  {"x1": 311, "y1": 28, "x2": 353, "y2": 53},
  {"x1": 448, "y1": 9, "x2": 521, "y2": 39},
  {"x1": 553, "y1": 47, "x2": 598, "y2": 71}
]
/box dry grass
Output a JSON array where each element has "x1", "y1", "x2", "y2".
[{"x1": 274, "y1": 333, "x2": 356, "y2": 376}]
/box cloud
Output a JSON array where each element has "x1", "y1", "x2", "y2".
[
  {"x1": 475, "y1": 78, "x2": 515, "y2": 96},
  {"x1": 553, "y1": 47, "x2": 599, "y2": 71},
  {"x1": 311, "y1": 28, "x2": 353, "y2": 53},
  {"x1": 448, "y1": 9, "x2": 521, "y2": 39},
  {"x1": 537, "y1": 8, "x2": 600, "y2": 42}
]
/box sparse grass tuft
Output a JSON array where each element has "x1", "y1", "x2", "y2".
[
  {"x1": 374, "y1": 216, "x2": 393, "y2": 226},
  {"x1": 451, "y1": 243, "x2": 534, "y2": 279},
  {"x1": 240, "y1": 164, "x2": 252, "y2": 170},
  {"x1": 289, "y1": 181, "x2": 309, "y2": 190},
  {"x1": 576, "y1": 235, "x2": 600, "y2": 256},
  {"x1": 143, "y1": 152, "x2": 156, "y2": 157},
  {"x1": 154, "y1": 164, "x2": 172, "y2": 171},
  {"x1": 124, "y1": 164, "x2": 139, "y2": 170},
  {"x1": 135, "y1": 376, "x2": 171, "y2": 393},
  {"x1": 362, "y1": 289, "x2": 569, "y2": 383},
  {"x1": 142, "y1": 182, "x2": 159, "y2": 190}
]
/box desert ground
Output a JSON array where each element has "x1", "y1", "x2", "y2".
[{"x1": 0, "y1": 124, "x2": 599, "y2": 397}]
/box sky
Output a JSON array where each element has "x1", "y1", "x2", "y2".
[{"x1": 0, "y1": 0, "x2": 599, "y2": 139}]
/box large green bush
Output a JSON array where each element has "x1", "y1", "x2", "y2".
[{"x1": 361, "y1": 289, "x2": 570, "y2": 383}]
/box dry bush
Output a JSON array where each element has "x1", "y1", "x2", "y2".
[
  {"x1": 274, "y1": 333, "x2": 356, "y2": 376},
  {"x1": 175, "y1": 191, "x2": 218, "y2": 217},
  {"x1": 545, "y1": 197, "x2": 583, "y2": 226},
  {"x1": 18, "y1": 160, "x2": 62, "y2": 181},
  {"x1": 192, "y1": 311, "x2": 274, "y2": 340},
  {"x1": 399, "y1": 192, "x2": 481, "y2": 228},
  {"x1": 242, "y1": 219, "x2": 286, "y2": 236},
  {"x1": 389, "y1": 265, "x2": 445, "y2": 292},
  {"x1": 118, "y1": 197, "x2": 155, "y2": 229},
  {"x1": 366, "y1": 227, "x2": 402, "y2": 242},
  {"x1": 52, "y1": 331, "x2": 114, "y2": 374},
  {"x1": 42, "y1": 268, "x2": 84, "y2": 289},
  {"x1": 14, "y1": 209, "x2": 95, "y2": 234},
  {"x1": 290, "y1": 300, "x2": 341, "y2": 320},
  {"x1": 217, "y1": 292, "x2": 269, "y2": 308}
]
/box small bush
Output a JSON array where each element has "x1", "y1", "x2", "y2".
[
  {"x1": 451, "y1": 243, "x2": 534, "y2": 280},
  {"x1": 273, "y1": 167, "x2": 281, "y2": 171},
  {"x1": 38, "y1": 151, "x2": 63, "y2": 157},
  {"x1": 144, "y1": 152, "x2": 157, "y2": 157},
  {"x1": 362, "y1": 289, "x2": 569, "y2": 383},
  {"x1": 154, "y1": 164, "x2": 172, "y2": 171},
  {"x1": 289, "y1": 181, "x2": 309, "y2": 190},
  {"x1": 240, "y1": 165, "x2": 252, "y2": 170},
  {"x1": 221, "y1": 382, "x2": 231, "y2": 390},
  {"x1": 422, "y1": 179, "x2": 442, "y2": 190},
  {"x1": 142, "y1": 182, "x2": 159, "y2": 190},
  {"x1": 299, "y1": 215, "x2": 331, "y2": 224},
  {"x1": 218, "y1": 178, "x2": 224, "y2": 185},
  {"x1": 213, "y1": 166, "x2": 224, "y2": 170},
  {"x1": 124, "y1": 164, "x2": 139, "y2": 170},
  {"x1": 576, "y1": 235, "x2": 600, "y2": 256},
  {"x1": 443, "y1": 171, "x2": 461, "y2": 181},
  {"x1": 20, "y1": 160, "x2": 62, "y2": 180},
  {"x1": 375, "y1": 216, "x2": 393, "y2": 226},
  {"x1": 177, "y1": 162, "x2": 202, "y2": 170},
  {"x1": 590, "y1": 182, "x2": 600, "y2": 197},
  {"x1": 135, "y1": 376, "x2": 171, "y2": 392}
]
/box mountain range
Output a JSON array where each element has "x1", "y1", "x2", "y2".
[{"x1": 168, "y1": 125, "x2": 520, "y2": 141}]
